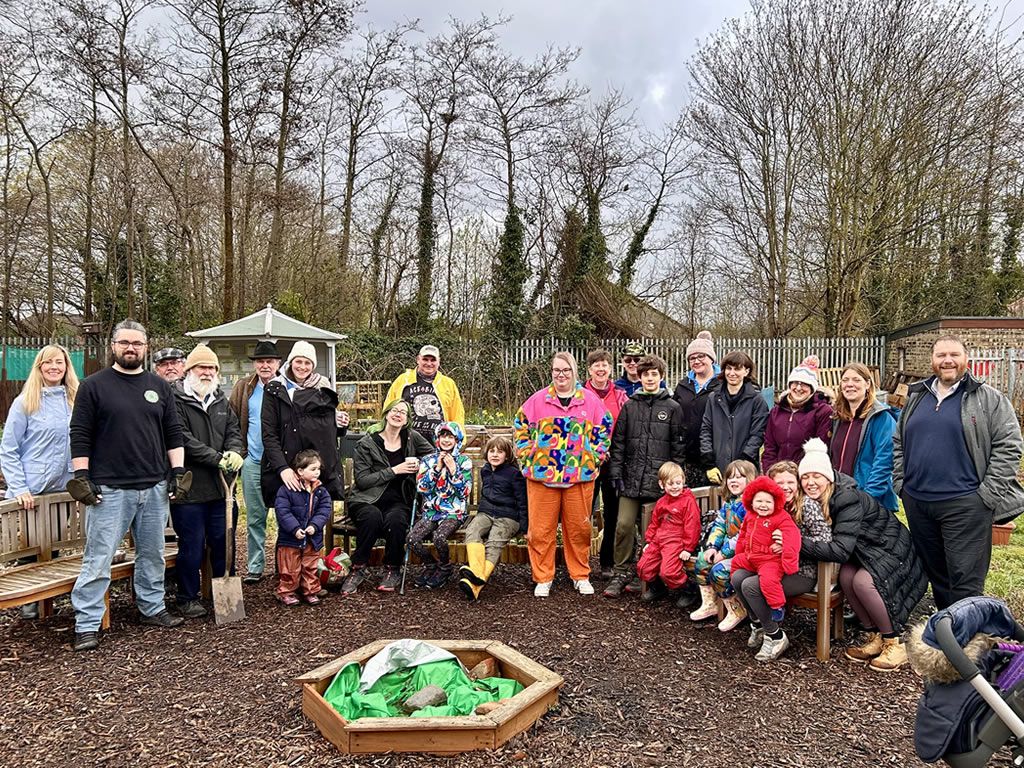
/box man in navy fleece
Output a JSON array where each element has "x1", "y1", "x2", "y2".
[{"x1": 67, "y1": 320, "x2": 191, "y2": 652}]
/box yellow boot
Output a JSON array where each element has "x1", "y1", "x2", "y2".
[
  {"x1": 459, "y1": 560, "x2": 496, "y2": 602},
  {"x1": 868, "y1": 637, "x2": 908, "y2": 672},
  {"x1": 459, "y1": 542, "x2": 487, "y2": 585},
  {"x1": 845, "y1": 632, "x2": 884, "y2": 663}
]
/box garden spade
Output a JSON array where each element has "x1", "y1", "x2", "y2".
[{"x1": 212, "y1": 473, "x2": 245, "y2": 625}]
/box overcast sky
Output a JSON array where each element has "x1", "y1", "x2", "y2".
[{"x1": 362, "y1": 0, "x2": 1024, "y2": 128}]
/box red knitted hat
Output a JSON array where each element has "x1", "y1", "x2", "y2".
[{"x1": 742, "y1": 475, "x2": 786, "y2": 514}]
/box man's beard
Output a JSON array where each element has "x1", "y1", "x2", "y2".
[
  {"x1": 188, "y1": 372, "x2": 219, "y2": 398},
  {"x1": 114, "y1": 351, "x2": 143, "y2": 370}
]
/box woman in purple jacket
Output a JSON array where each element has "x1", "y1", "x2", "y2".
[{"x1": 761, "y1": 356, "x2": 833, "y2": 471}]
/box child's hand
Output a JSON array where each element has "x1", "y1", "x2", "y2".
[
  {"x1": 704, "y1": 548, "x2": 719, "y2": 564},
  {"x1": 771, "y1": 529, "x2": 783, "y2": 555},
  {"x1": 295, "y1": 529, "x2": 306, "y2": 540},
  {"x1": 442, "y1": 453, "x2": 457, "y2": 473},
  {"x1": 678, "y1": 550, "x2": 691, "y2": 562},
  {"x1": 305, "y1": 525, "x2": 316, "y2": 535}
]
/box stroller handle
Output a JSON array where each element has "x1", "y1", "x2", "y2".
[{"x1": 934, "y1": 616, "x2": 983, "y2": 682}]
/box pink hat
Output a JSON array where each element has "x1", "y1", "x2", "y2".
[{"x1": 686, "y1": 330, "x2": 716, "y2": 362}]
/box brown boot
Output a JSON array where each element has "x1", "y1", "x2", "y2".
[
  {"x1": 844, "y1": 631, "x2": 883, "y2": 663},
  {"x1": 868, "y1": 637, "x2": 908, "y2": 672}
]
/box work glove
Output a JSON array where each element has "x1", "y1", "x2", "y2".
[
  {"x1": 67, "y1": 470, "x2": 102, "y2": 506},
  {"x1": 168, "y1": 468, "x2": 193, "y2": 501},
  {"x1": 218, "y1": 451, "x2": 244, "y2": 473},
  {"x1": 611, "y1": 478, "x2": 625, "y2": 495},
  {"x1": 706, "y1": 467, "x2": 723, "y2": 485}
]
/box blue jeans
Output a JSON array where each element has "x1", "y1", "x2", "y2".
[
  {"x1": 242, "y1": 458, "x2": 269, "y2": 575},
  {"x1": 71, "y1": 482, "x2": 169, "y2": 632},
  {"x1": 170, "y1": 500, "x2": 226, "y2": 602}
]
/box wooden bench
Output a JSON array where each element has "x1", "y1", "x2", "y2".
[
  {"x1": 790, "y1": 561, "x2": 844, "y2": 662},
  {"x1": 0, "y1": 492, "x2": 178, "y2": 628}
]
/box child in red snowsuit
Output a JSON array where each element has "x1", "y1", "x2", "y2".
[
  {"x1": 730, "y1": 476, "x2": 801, "y2": 618},
  {"x1": 636, "y1": 462, "x2": 701, "y2": 590}
]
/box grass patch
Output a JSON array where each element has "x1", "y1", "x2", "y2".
[{"x1": 988, "y1": 523, "x2": 1024, "y2": 615}]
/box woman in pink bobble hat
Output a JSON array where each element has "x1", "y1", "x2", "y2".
[{"x1": 760, "y1": 355, "x2": 833, "y2": 470}]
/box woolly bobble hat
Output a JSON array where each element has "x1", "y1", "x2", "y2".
[
  {"x1": 798, "y1": 437, "x2": 835, "y2": 483},
  {"x1": 286, "y1": 340, "x2": 317, "y2": 371},
  {"x1": 183, "y1": 344, "x2": 219, "y2": 372},
  {"x1": 686, "y1": 330, "x2": 716, "y2": 362},
  {"x1": 741, "y1": 475, "x2": 787, "y2": 516},
  {"x1": 788, "y1": 354, "x2": 821, "y2": 392}
]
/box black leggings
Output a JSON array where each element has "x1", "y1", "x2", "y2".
[{"x1": 348, "y1": 499, "x2": 413, "y2": 568}]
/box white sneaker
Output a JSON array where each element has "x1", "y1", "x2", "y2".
[
  {"x1": 534, "y1": 581, "x2": 552, "y2": 597},
  {"x1": 747, "y1": 624, "x2": 765, "y2": 649},
  {"x1": 573, "y1": 579, "x2": 595, "y2": 595},
  {"x1": 755, "y1": 631, "x2": 790, "y2": 662}
]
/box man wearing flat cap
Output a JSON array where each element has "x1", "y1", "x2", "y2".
[
  {"x1": 228, "y1": 339, "x2": 282, "y2": 583},
  {"x1": 385, "y1": 344, "x2": 465, "y2": 439},
  {"x1": 153, "y1": 347, "x2": 186, "y2": 383}
]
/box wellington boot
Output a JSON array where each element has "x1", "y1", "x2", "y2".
[
  {"x1": 689, "y1": 585, "x2": 720, "y2": 621},
  {"x1": 459, "y1": 577, "x2": 484, "y2": 601},
  {"x1": 845, "y1": 632, "x2": 884, "y2": 663},
  {"x1": 717, "y1": 596, "x2": 747, "y2": 632},
  {"x1": 868, "y1": 637, "x2": 908, "y2": 672},
  {"x1": 481, "y1": 560, "x2": 496, "y2": 581},
  {"x1": 459, "y1": 542, "x2": 487, "y2": 586}
]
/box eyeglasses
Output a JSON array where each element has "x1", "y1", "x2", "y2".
[
  {"x1": 622, "y1": 356, "x2": 639, "y2": 364},
  {"x1": 551, "y1": 368, "x2": 573, "y2": 376},
  {"x1": 113, "y1": 340, "x2": 146, "y2": 350},
  {"x1": 688, "y1": 354, "x2": 708, "y2": 362}
]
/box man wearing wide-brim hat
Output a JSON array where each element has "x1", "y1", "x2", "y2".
[{"x1": 228, "y1": 339, "x2": 283, "y2": 583}]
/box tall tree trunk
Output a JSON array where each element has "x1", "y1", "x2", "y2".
[{"x1": 219, "y1": 23, "x2": 236, "y2": 321}]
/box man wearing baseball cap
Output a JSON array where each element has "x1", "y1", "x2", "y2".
[
  {"x1": 153, "y1": 347, "x2": 186, "y2": 383},
  {"x1": 384, "y1": 344, "x2": 465, "y2": 439},
  {"x1": 228, "y1": 339, "x2": 283, "y2": 583}
]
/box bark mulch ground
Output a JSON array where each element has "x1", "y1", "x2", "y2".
[{"x1": 0, "y1": 561, "x2": 1015, "y2": 768}]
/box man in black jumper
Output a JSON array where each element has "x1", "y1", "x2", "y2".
[
  {"x1": 894, "y1": 335, "x2": 1024, "y2": 610},
  {"x1": 67, "y1": 320, "x2": 191, "y2": 652}
]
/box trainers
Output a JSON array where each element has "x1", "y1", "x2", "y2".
[
  {"x1": 378, "y1": 568, "x2": 401, "y2": 592},
  {"x1": 755, "y1": 631, "x2": 790, "y2": 661},
  {"x1": 573, "y1": 579, "x2": 595, "y2": 595},
  {"x1": 73, "y1": 631, "x2": 101, "y2": 652},
  {"x1": 624, "y1": 575, "x2": 643, "y2": 594},
  {"x1": 426, "y1": 566, "x2": 452, "y2": 590},
  {"x1": 868, "y1": 637, "x2": 909, "y2": 672},
  {"x1": 602, "y1": 575, "x2": 627, "y2": 598},
  {"x1": 242, "y1": 573, "x2": 263, "y2": 585},
  {"x1": 303, "y1": 594, "x2": 322, "y2": 606},
  {"x1": 534, "y1": 581, "x2": 552, "y2": 597},
  {"x1": 278, "y1": 593, "x2": 300, "y2": 606},
  {"x1": 845, "y1": 631, "x2": 884, "y2": 663},
  {"x1": 599, "y1": 567, "x2": 615, "y2": 579},
  {"x1": 176, "y1": 600, "x2": 207, "y2": 618},
  {"x1": 341, "y1": 567, "x2": 368, "y2": 595},
  {"x1": 747, "y1": 624, "x2": 766, "y2": 649},
  {"x1": 415, "y1": 565, "x2": 437, "y2": 588},
  {"x1": 139, "y1": 610, "x2": 185, "y2": 628}
]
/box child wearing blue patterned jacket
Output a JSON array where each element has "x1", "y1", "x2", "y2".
[
  {"x1": 411, "y1": 421, "x2": 474, "y2": 589},
  {"x1": 684, "y1": 459, "x2": 757, "y2": 631}
]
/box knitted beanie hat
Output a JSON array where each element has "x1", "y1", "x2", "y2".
[
  {"x1": 788, "y1": 354, "x2": 820, "y2": 392},
  {"x1": 686, "y1": 330, "x2": 716, "y2": 362},
  {"x1": 286, "y1": 340, "x2": 318, "y2": 371},
  {"x1": 741, "y1": 475, "x2": 786, "y2": 515},
  {"x1": 798, "y1": 437, "x2": 835, "y2": 483},
  {"x1": 183, "y1": 344, "x2": 219, "y2": 372}
]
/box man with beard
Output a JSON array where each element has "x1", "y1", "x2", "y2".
[
  {"x1": 894, "y1": 335, "x2": 1024, "y2": 609},
  {"x1": 385, "y1": 344, "x2": 464, "y2": 439},
  {"x1": 169, "y1": 345, "x2": 243, "y2": 617},
  {"x1": 68, "y1": 320, "x2": 190, "y2": 652},
  {"x1": 153, "y1": 347, "x2": 186, "y2": 382}
]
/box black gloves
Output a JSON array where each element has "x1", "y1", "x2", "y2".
[
  {"x1": 66, "y1": 470, "x2": 102, "y2": 506},
  {"x1": 612, "y1": 478, "x2": 625, "y2": 494},
  {"x1": 168, "y1": 468, "x2": 193, "y2": 501}
]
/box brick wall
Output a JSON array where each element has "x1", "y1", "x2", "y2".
[{"x1": 886, "y1": 323, "x2": 1024, "y2": 375}]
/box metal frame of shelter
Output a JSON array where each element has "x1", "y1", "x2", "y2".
[{"x1": 187, "y1": 304, "x2": 347, "y2": 388}]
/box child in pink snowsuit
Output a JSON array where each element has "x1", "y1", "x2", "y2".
[
  {"x1": 730, "y1": 476, "x2": 802, "y2": 617},
  {"x1": 636, "y1": 462, "x2": 702, "y2": 590}
]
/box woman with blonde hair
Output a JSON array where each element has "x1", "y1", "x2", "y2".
[
  {"x1": 829, "y1": 362, "x2": 898, "y2": 510},
  {"x1": 0, "y1": 344, "x2": 79, "y2": 619}
]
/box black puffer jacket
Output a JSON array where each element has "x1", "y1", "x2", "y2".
[
  {"x1": 261, "y1": 378, "x2": 347, "y2": 506},
  {"x1": 674, "y1": 375, "x2": 720, "y2": 469},
  {"x1": 478, "y1": 462, "x2": 528, "y2": 532},
  {"x1": 171, "y1": 383, "x2": 243, "y2": 504},
  {"x1": 699, "y1": 380, "x2": 769, "y2": 473},
  {"x1": 608, "y1": 390, "x2": 686, "y2": 499},
  {"x1": 800, "y1": 475, "x2": 927, "y2": 631}
]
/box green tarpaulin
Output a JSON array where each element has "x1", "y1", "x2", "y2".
[
  {"x1": 1, "y1": 347, "x2": 86, "y2": 380},
  {"x1": 324, "y1": 658, "x2": 523, "y2": 720}
]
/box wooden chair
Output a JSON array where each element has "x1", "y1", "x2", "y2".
[{"x1": 789, "y1": 561, "x2": 845, "y2": 661}]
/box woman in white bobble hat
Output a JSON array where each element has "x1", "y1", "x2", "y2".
[
  {"x1": 794, "y1": 437, "x2": 926, "y2": 672},
  {"x1": 761, "y1": 355, "x2": 833, "y2": 470},
  {"x1": 260, "y1": 340, "x2": 350, "y2": 514},
  {"x1": 673, "y1": 330, "x2": 721, "y2": 488}
]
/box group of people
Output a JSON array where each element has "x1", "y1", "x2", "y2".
[{"x1": 2, "y1": 324, "x2": 1022, "y2": 666}]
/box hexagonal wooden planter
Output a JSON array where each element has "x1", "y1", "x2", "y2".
[{"x1": 294, "y1": 639, "x2": 563, "y2": 755}]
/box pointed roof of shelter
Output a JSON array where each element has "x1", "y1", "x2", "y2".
[{"x1": 187, "y1": 304, "x2": 346, "y2": 341}]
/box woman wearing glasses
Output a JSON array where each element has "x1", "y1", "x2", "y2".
[{"x1": 513, "y1": 351, "x2": 612, "y2": 598}]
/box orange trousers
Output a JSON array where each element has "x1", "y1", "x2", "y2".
[
  {"x1": 526, "y1": 480, "x2": 595, "y2": 583},
  {"x1": 276, "y1": 546, "x2": 321, "y2": 598}
]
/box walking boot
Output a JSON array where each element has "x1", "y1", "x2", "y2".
[
  {"x1": 845, "y1": 631, "x2": 884, "y2": 663},
  {"x1": 459, "y1": 542, "x2": 487, "y2": 586},
  {"x1": 426, "y1": 564, "x2": 453, "y2": 589},
  {"x1": 602, "y1": 573, "x2": 627, "y2": 598},
  {"x1": 868, "y1": 637, "x2": 908, "y2": 672},
  {"x1": 414, "y1": 564, "x2": 437, "y2": 588},
  {"x1": 689, "y1": 585, "x2": 720, "y2": 621},
  {"x1": 718, "y1": 596, "x2": 747, "y2": 632}
]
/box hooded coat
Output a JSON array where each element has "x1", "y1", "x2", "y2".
[
  {"x1": 700, "y1": 380, "x2": 769, "y2": 473},
  {"x1": 171, "y1": 381, "x2": 243, "y2": 504},
  {"x1": 0, "y1": 386, "x2": 73, "y2": 498},
  {"x1": 415, "y1": 422, "x2": 474, "y2": 522},
  {"x1": 799, "y1": 474, "x2": 927, "y2": 631},
  {"x1": 831, "y1": 398, "x2": 899, "y2": 511},
  {"x1": 274, "y1": 479, "x2": 333, "y2": 551},
  {"x1": 731, "y1": 476, "x2": 801, "y2": 576},
  {"x1": 608, "y1": 389, "x2": 686, "y2": 499},
  {"x1": 761, "y1": 391, "x2": 833, "y2": 470},
  {"x1": 478, "y1": 461, "x2": 528, "y2": 532}
]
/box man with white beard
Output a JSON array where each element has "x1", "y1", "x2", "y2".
[{"x1": 169, "y1": 344, "x2": 244, "y2": 618}]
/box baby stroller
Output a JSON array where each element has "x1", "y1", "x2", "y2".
[{"x1": 908, "y1": 596, "x2": 1024, "y2": 767}]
